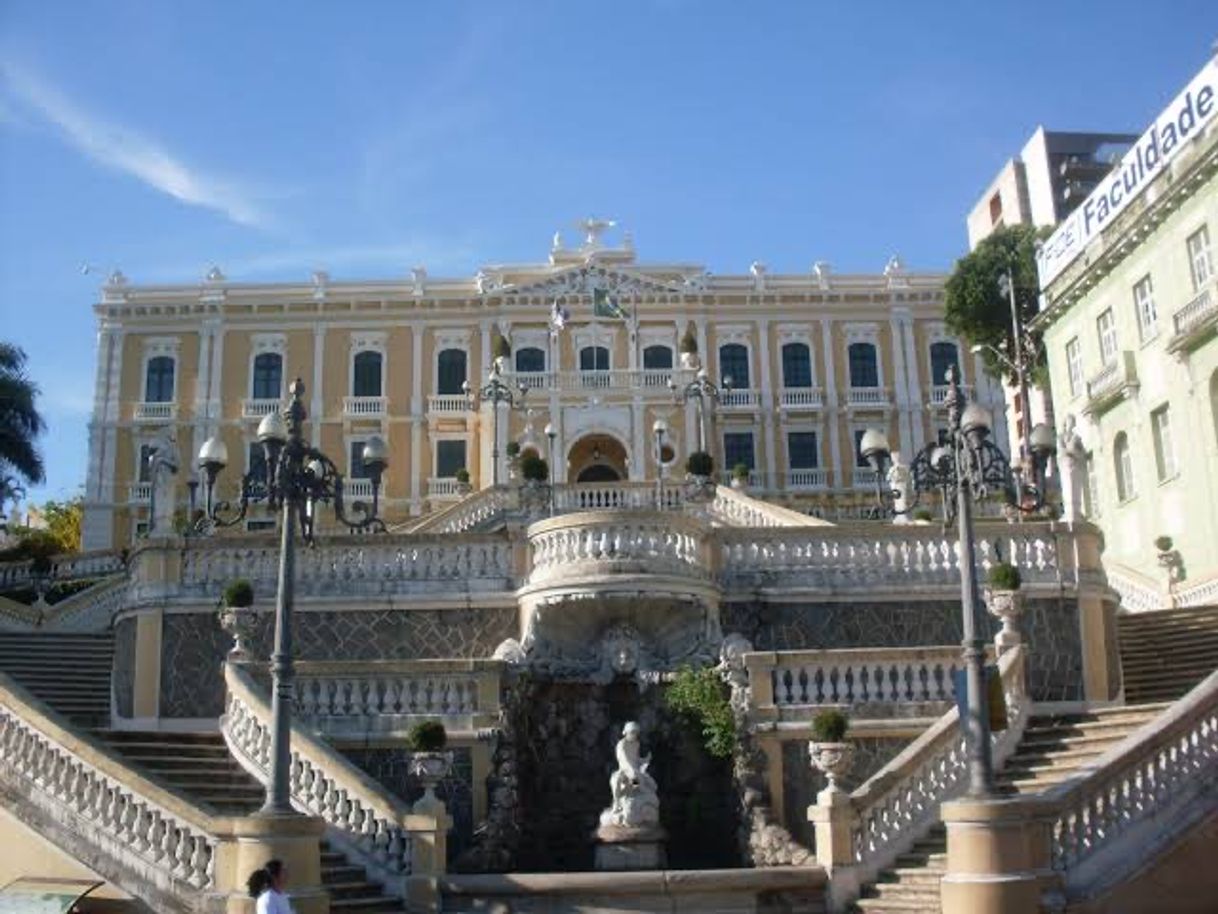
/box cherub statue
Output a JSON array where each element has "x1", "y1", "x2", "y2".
[{"x1": 600, "y1": 721, "x2": 660, "y2": 829}]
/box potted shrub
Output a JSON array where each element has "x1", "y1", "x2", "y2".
[
  {"x1": 407, "y1": 721, "x2": 451, "y2": 812},
  {"x1": 731, "y1": 463, "x2": 751, "y2": 490},
  {"x1": 808, "y1": 710, "x2": 853, "y2": 796},
  {"x1": 985, "y1": 563, "x2": 1024, "y2": 655},
  {"x1": 686, "y1": 451, "x2": 714, "y2": 480},
  {"x1": 454, "y1": 467, "x2": 472, "y2": 495},
  {"x1": 520, "y1": 453, "x2": 549, "y2": 484},
  {"x1": 1154, "y1": 535, "x2": 1174, "y2": 554},
  {"x1": 679, "y1": 326, "x2": 700, "y2": 369},
  {"x1": 218, "y1": 579, "x2": 257, "y2": 660},
  {"x1": 492, "y1": 334, "x2": 511, "y2": 372}
]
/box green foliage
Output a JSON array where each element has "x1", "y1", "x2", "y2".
[
  {"x1": 686, "y1": 451, "x2": 714, "y2": 477},
  {"x1": 988, "y1": 562, "x2": 1022, "y2": 591},
  {"x1": 454, "y1": 468, "x2": 471, "y2": 484},
  {"x1": 732, "y1": 463, "x2": 750, "y2": 480},
  {"x1": 493, "y1": 334, "x2": 511, "y2": 359},
  {"x1": 41, "y1": 497, "x2": 83, "y2": 553},
  {"x1": 811, "y1": 709, "x2": 850, "y2": 743},
  {"x1": 912, "y1": 508, "x2": 934, "y2": 523},
  {"x1": 0, "y1": 529, "x2": 59, "y2": 571},
  {"x1": 407, "y1": 720, "x2": 447, "y2": 751},
  {"x1": 944, "y1": 225, "x2": 1047, "y2": 385},
  {"x1": 223, "y1": 579, "x2": 255, "y2": 608},
  {"x1": 1154, "y1": 535, "x2": 1174, "y2": 552},
  {"x1": 505, "y1": 441, "x2": 521, "y2": 458},
  {"x1": 679, "y1": 327, "x2": 698, "y2": 354},
  {"x1": 520, "y1": 454, "x2": 549, "y2": 482},
  {"x1": 667, "y1": 666, "x2": 736, "y2": 758},
  {"x1": 0, "y1": 342, "x2": 47, "y2": 487}
]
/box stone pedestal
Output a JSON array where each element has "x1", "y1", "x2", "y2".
[
  {"x1": 213, "y1": 812, "x2": 329, "y2": 914},
  {"x1": 593, "y1": 824, "x2": 668, "y2": 871}
]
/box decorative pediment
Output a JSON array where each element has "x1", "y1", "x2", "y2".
[{"x1": 503, "y1": 264, "x2": 685, "y2": 300}]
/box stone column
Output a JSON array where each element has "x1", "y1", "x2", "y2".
[
  {"x1": 756, "y1": 319, "x2": 777, "y2": 488},
  {"x1": 807, "y1": 788, "x2": 860, "y2": 910},
  {"x1": 310, "y1": 327, "x2": 325, "y2": 448},
  {"x1": 888, "y1": 313, "x2": 914, "y2": 454},
  {"x1": 410, "y1": 325, "x2": 424, "y2": 513},
  {"x1": 820, "y1": 319, "x2": 842, "y2": 489},
  {"x1": 899, "y1": 314, "x2": 925, "y2": 453}
]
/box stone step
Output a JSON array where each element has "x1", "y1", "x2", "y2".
[
  {"x1": 1016, "y1": 730, "x2": 1131, "y2": 751},
  {"x1": 329, "y1": 899, "x2": 403, "y2": 912},
  {"x1": 881, "y1": 868, "x2": 944, "y2": 886},
  {"x1": 853, "y1": 898, "x2": 940, "y2": 912},
  {"x1": 323, "y1": 866, "x2": 371, "y2": 883},
  {"x1": 894, "y1": 852, "x2": 947, "y2": 869},
  {"x1": 865, "y1": 884, "x2": 940, "y2": 901},
  {"x1": 110, "y1": 754, "x2": 243, "y2": 771},
  {"x1": 1004, "y1": 743, "x2": 1121, "y2": 764}
]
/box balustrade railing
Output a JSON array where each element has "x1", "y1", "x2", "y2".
[
  {"x1": 425, "y1": 394, "x2": 469, "y2": 415},
  {"x1": 551, "y1": 481, "x2": 680, "y2": 512},
  {"x1": 405, "y1": 485, "x2": 512, "y2": 534},
  {"x1": 1170, "y1": 284, "x2": 1215, "y2": 339},
  {"x1": 720, "y1": 388, "x2": 762, "y2": 409},
  {"x1": 504, "y1": 369, "x2": 692, "y2": 393},
  {"x1": 133, "y1": 401, "x2": 176, "y2": 422},
  {"x1": 527, "y1": 512, "x2": 709, "y2": 584},
  {"x1": 176, "y1": 535, "x2": 514, "y2": 597},
  {"x1": 779, "y1": 387, "x2": 825, "y2": 410},
  {"x1": 343, "y1": 395, "x2": 389, "y2": 417},
  {"x1": 0, "y1": 674, "x2": 219, "y2": 897},
  {"x1": 846, "y1": 387, "x2": 890, "y2": 408},
  {"x1": 223, "y1": 664, "x2": 441, "y2": 893},
  {"x1": 0, "y1": 549, "x2": 126, "y2": 592},
  {"x1": 786, "y1": 468, "x2": 830, "y2": 490},
  {"x1": 706, "y1": 484, "x2": 817, "y2": 528},
  {"x1": 241, "y1": 397, "x2": 284, "y2": 419}
]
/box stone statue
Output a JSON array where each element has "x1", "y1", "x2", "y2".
[
  {"x1": 599, "y1": 722, "x2": 660, "y2": 830},
  {"x1": 886, "y1": 451, "x2": 914, "y2": 522},
  {"x1": 148, "y1": 429, "x2": 181, "y2": 535},
  {"x1": 1057, "y1": 414, "x2": 1087, "y2": 522}
]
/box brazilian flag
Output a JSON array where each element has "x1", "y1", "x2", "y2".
[{"x1": 592, "y1": 286, "x2": 630, "y2": 321}]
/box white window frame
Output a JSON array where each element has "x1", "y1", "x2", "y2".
[
  {"x1": 1114, "y1": 433, "x2": 1136, "y2": 503},
  {"x1": 1151, "y1": 406, "x2": 1177, "y2": 482},
  {"x1": 714, "y1": 325, "x2": 754, "y2": 389},
  {"x1": 349, "y1": 331, "x2": 388, "y2": 397},
  {"x1": 1132, "y1": 275, "x2": 1157, "y2": 343},
  {"x1": 1187, "y1": 224, "x2": 1213, "y2": 291},
  {"x1": 431, "y1": 430, "x2": 471, "y2": 479},
  {"x1": 1096, "y1": 309, "x2": 1118, "y2": 366},
  {"x1": 844, "y1": 323, "x2": 885, "y2": 389},
  {"x1": 140, "y1": 337, "x2": 180, "y2": 403},
  {"x1": 345, "y1": 435, "x2": 369, "y2": 480},
  {"x1": 248, "y1": 333, "x2": 287, "y2": 399},
  {"x1": 573, "y1": 324, "x2": 616, "y2": 372},
  {"x1": 776, "y1": 325, "x2": 818, "y2": 389},
  {"x1": 784, "y1": 427, "x2": 821, "y2": 469},
  {"x1": 1065, "y1": 337, "x2": 1084, "y2": 397},
  {"x1": 511, "y1": 328, "x2": 550, "y2": 374}
]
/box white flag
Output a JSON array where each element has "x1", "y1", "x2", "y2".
[{"x1": 549, "y1": 299, "x2": 569, "y2": 333}]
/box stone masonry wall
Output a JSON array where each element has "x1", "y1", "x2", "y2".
[
  {"x1": 724, "y1": 597, "x2": 1084, "y2": 702},
  {"x1": 112, "y1": 615, "x2": 137, "y2": 719},
  {"x1": 156, "y1": 606, "x2": 517, "y2": 719}
]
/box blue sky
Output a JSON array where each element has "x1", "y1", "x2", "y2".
[{"x1": 1, "y1": 1, "x2": 1214, "y2": 501}]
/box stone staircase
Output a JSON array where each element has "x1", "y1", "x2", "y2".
[
  {"x1": 1119, "y1": 606, "x2": 1218, "y2": 703},
  {"x1": 0, "y1": 632, "x2": 113, "y2": 727},
  {"x1": 852, "y1": 703, "x2": 1169, "y2": 912}
]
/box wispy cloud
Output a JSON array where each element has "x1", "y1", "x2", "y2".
[{"x1": 0, "y1": 60, "x2": 269, "y2": 228}]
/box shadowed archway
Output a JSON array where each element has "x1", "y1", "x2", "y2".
[{"x1": 566, "y1": 434, "x2": 629, "y2": 484}]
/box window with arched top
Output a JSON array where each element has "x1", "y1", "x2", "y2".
[
  {"x1": 643, "y1": 345, "x2": 673, "y2": 370},
  {"x1": 930, "y1": 341, "x2": 960, "y2": 386},
  {"x1": 719, "y1": 343, "x2": 750, "y2": 388},
  {"x1": 781, "y1": 342, "x2": 812, "y2": 388},
  {"x1": 436, "y1": 349, "x2": 466, "y2": 395},
  {"x1": 144, "y1": 356, "x2": 175, "y2": 403},
  {"x1": 848, "y1": 342, "x2": 879, "y2": 388},
  {"x1": 252, "y1": 352, "x2": 283, "y2": 400},
  {"x1": 1114, "y1": 432, "x2": 1135, "y2": 502},
  {"x1": 515, "y1": 347, "x2": 545, "y2": 374},
  {"x1": 579, "y1": 346, "x2": 610, "y2": 372},
  {"x1": 352, "y1": 351, "x2": 383, "y2": 397}
]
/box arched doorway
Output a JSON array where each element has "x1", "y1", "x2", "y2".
[{"x1": 567, "y1": 434, "x2": 629, "y2": 483}]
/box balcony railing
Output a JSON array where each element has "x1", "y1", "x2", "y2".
[
  {"x1": 343, "y1": 478, "x2": 374, "y2": 500},
  {"x1": 719, "y1": 388, "x2": 762, "y2": 410},
  {"x1": 852, "y1": 467, "x2": 880, "y2": 489},
  {"x1": 1084, "y1": 351, "x2": 1138, "y2": 413},
  {"x1": 241, "y1": 398, "x2": 283, "y2": 419},
  {"x1": 1167, "y1": 284, "x2": 1217, "y2": 352},
  {"x1": 786, "y1": 468, "x2": 829, "y2": 490},
  {"x1": 133, "y1": 401, "x2": 176, "y2": 422},
  {"x1": 779, "y1": 387, "x2": 825, "y2": 410},
  {"x1": 502, "y1": 369, "x2": 690, "y2": 393},
  {"x1": 428, "y1": 477, "x2": 463, "y2": 499},
  {"x1": 342, "y1": 395, "x2": 387, "y2": 417},
  {"x1": 128, "y1": 482, "x2": 152, "y2": 502},
  {"x1": 846, "y1": 387, "x2": 890, "y2": 408},
  {"x1": 426, "y1": 394, "x2": 469, "y2": 415},
  {"x1": 928, "y1": 384, "x2": 974, "y2": 408}
]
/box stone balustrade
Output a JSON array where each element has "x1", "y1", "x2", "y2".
[
  {"x1": 223, "y1": 663, "x2": 449, "y2": 896},
  {"x1": 526, "y1": 511, "x2": 710, "y2": 585},
  {"x1": 174, "y1": 534, "x2": 514, "y2": 599},
  {"x1": 809, "y1": 646, "x2": 1030, "y2": 906},
  {"x1": 706, "y1": 483, "x2": 817, "y2": 528},
  {"x1": 0, "y1": 549, "x2": 126, "y2": 592},
  {"x1": 408, "y1": 485, "x2": 513, "y2": 534},
  {"x1": 0, "y1": 672, "x2": 220, "y2": 900},
  {"x1": 551, "y1": 481, "x2": 682, "y2": 512},
  {"x1": 940, "y1": 666, "x2": 1218, "y2": 912},
  {"x1": 263, "y1": 658, "x2": 505, "y2": 735},
  {"x1": 746, "y1": 646, "x2": 965, "y2": 721}
]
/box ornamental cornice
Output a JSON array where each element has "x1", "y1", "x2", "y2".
[{"x1": 503, "y1": 263, "x2": 687, "y2": 299}]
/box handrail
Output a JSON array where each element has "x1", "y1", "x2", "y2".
[
  {"x1": 0, "y1": 549, "x2": 126, "y2": 590},
  {"x1": 223, "y1": 662, "x2": 439, "y2": 893},
  {"x1": 402, "y1": 485, "x2": 512, "y2": 534},
  {"x1": 704, "y1": 484, "x2": 825, "y2": 528},
  {"x1": 847, "y1": 645, "x2": 1029, "y2": 884},
  {"x1": 0, "y1": 671, "x2": 221, "y2": 893}
]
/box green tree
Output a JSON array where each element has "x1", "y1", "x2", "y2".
[
  {"x1": 943, "y1": 225, "x2": 1046, "y2": 385},
  {"x1": 0, "y1": 343, "x2": 46, "y2": 490},
  {"x1": 42, "y1": 497, "x2": 83, "y2": 553}
]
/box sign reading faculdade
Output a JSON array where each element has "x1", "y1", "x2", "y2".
[{"x1": 1037, "y1": 57, "x2": 1218, "y2": 291}]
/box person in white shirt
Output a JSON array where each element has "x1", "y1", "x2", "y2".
[{"x1": 247, "y1": 858, "x2": 295, "y2": 914}]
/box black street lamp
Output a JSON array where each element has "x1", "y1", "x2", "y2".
[
  {"x1": 464, "y1": 363, "x2": 527, "y2": 487},
  {"x1": 860, "y1": 366, "x2": 1055, "y2": 796},
  {"x1": 194, "y1": 378, "x2": 388, "y2": 814}
]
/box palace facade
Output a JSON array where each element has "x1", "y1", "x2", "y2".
[{"x1": 81, "y1": 225, "x2": 1006, "y2": 549}]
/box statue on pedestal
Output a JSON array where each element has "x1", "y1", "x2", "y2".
[
  {"x1": 594, "y1": 721, "x2": 667, "y2": 870},
  {"x1": 887, "y1": 451, "x2": 913, "y2": 523}
]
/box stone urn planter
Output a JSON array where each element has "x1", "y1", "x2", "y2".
[
  {"x1": 985, "y1": 588, "x2": 1026, "y2": 655},
  {"x1": 219, "y1": 606, "x2": 258, "y2": 660},
  {"x1": 808, "y1": 741, "x2": 855, "y2": 796},
  {"x1": 409, "y1": 751, "x2": 452, "y2": 813}
]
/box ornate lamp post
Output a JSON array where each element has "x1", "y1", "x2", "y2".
[
  {"x1": 652, "y1": 418, "x2": 668, "y2": 510},
  {"x1": 669, "y1": 368, "x2": 731, "y2": 454},
  {"x1": 464, "y1": 363, "x2": 527, "y2": 487},
  {"x1": 194, "y1": 378, "x2": 388, "y2": 814},
  {"x1": 859, "y1": 366, "x2": 1055, "y2": 796},
  {"x1": 544, "y1": 422, "x2": 557, "y2": 516}
]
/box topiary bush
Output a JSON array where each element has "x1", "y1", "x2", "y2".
[
  {"x1": 1154, "y1": 535, "x2": 1174, "y2": 553},
  {"x1": 407, "y1": 720, "x2": 447, "y2": 752},
  {"x1": 686, "y1": 451, "x2": 714, "y2": 477},
  {"x1": 223, "y1": 579, "x2": 255, "y2": 608},
  {"x1": 811, "y1": 709, "x2": 849, "y2": 743},
  {"x1": 455, "y1": 468, "x2": 471, "y2": 484},
  {"x1": 505, "y1": 441, "x2": 521, "y2": 458},
  {"x1": 666, "y1": 666, "x2": 736, "y2": 759},
  {"x1": 988, "y1": 563, "x2": 1022, "y2": 591},
  {"x1": 520, "y1": 454, "x2": 549, "y2": 482},
  {"x1": 732, "y1": 463, "x2": 750, "y2": 481}
]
